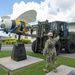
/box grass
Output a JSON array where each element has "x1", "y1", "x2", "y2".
[{"x1": 0, "y1": 51, "x2": 75, "y2": 75}]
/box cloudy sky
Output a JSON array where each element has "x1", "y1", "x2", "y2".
[
  {"x1": 0, "y1": 0, "x2": 75, "y2": 36},
  {"x1": 0, "y1": 0, "x2": 75, "y2": 22}
]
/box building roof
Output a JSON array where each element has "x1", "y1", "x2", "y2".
[{"x1": 68, "y1": 22, "x2": 75, "y2": 25}]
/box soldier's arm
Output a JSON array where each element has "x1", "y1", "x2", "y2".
[
  {"x1": 43, "y1": 40, "x2": 48, "y2": 55},
  {"x1": 54, "y1": 35, "x2": 60, "y2": 42}
]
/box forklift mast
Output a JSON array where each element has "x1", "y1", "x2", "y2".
[{"x1": 35, "y1": 20, "x2": 51, "y2": 52}]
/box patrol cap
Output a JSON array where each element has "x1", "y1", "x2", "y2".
[{"x1": 47, "y1": 32, "x2": 53, "y2": 36}]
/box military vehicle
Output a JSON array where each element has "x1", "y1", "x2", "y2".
[{"x1": 31, "y1": 20, "x2": 75, "y2": 55}]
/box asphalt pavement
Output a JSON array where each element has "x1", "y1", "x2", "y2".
[
  {"x1": 59, "y1": 51, "x2": 75, "y2": 58},
  {"x1": 1, "y1": 44, "x2": 32, "y2": 52},
  {"x1": 1, "y1": 44, "x2": 75, "y2": 58}
]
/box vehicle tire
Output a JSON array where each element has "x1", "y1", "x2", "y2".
[
  {"x1": 65, "y1": 40, "x2": 75, "y2": 53},
  {"x1": 32, "y1": 40, "x2": 42, "y2": 53},
  {"x1": 55, "y1": 40, "x2": 61, "y2": 56},
  {"x1": 32, "y1": 40, "x2": 36, "y2": 53}
]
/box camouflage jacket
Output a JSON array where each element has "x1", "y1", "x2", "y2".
[{"x1": 43, "y1": 37, "x2": 59, "y2": 55}]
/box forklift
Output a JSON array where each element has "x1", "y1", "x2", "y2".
[{"x1": 31, "y1": 20, "x2": 75, "y2": 55}]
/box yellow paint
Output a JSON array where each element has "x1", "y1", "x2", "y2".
[
  {"x1": 13, "y1": 20, "x2": 21, "y2": 33},
  {"x1": 24, "y1": 22, "x2": 29, "y2": 32},
  {"x1": 14, "y1": 20, "x2": 29, "y2": 33},
  {"x1": 15, "y1": 20, "x2": 21, "y2": 30},
  {"x1": 25, "y1": 22, "x2": 29, "y2": 26},
  {"x1": 24, "y1": 29, "x2": 29, "y2": 32}
]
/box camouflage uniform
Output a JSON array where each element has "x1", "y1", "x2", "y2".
[{"x1": 43, "y1": 37, "x2": 59, "y2": 70}]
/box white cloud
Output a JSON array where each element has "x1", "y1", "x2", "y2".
[
  {"x1": 1, "y1": 0, "x2": 75, "y2": 37},
  {"x1": 7, "y1": 0, "x2": 75, "y2": 22}
]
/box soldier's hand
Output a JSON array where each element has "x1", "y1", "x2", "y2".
[{"x1": 57, "y1": 35, "x2": 60, "y2": 39}]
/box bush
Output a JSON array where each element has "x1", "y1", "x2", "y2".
[
  {"x1": 5, "y1": 41, "x2": 17, "y2": 44},
  {"x1": 20, "y1": 38, "x2": 31, "y2": 44},
  {"x1": 2, "y1": 38, "x2": 31, "y2": 44},
  {"x1": 3, "y1": 38, "x2": 17, "y2": 42}
]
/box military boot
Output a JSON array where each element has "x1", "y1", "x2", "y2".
[
  {"x1": 53, "y1": 67, "x2": 57, "y2": 73},
  {"x1": 43, "y1": 68, "x2": 49, "y2": 72}
]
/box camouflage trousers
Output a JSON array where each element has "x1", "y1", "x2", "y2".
[{"x1": 45, "y1": 50, "x2": 57, "y2": 69}]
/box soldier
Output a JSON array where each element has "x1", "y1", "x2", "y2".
[{"x1": 43, "y1": 32, "x2": 59, "y2": 73}]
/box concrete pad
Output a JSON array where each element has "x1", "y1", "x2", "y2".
[
  {"x1": 0, "y1": 56, "x2": 43, "y2": 72},
  {"x1": 46, "y1": 65, "x2": 75, "y2": 75},
  {"x1": 68, "y1": 69, "x2": 75, "y2": 75}
]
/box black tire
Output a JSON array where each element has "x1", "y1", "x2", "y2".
[
  {"x1": 32, "y1": 40, "x2": 42, "y2": 53},
  {"x1": 32, "y1": 40, "x2": 36, "y2": 53},
  {"x1": 65, "y1": 40, "x2": 75, "y2": 53},
  {"x1": 55, "y1": 40, "x2": 61, "y2": 56}
]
